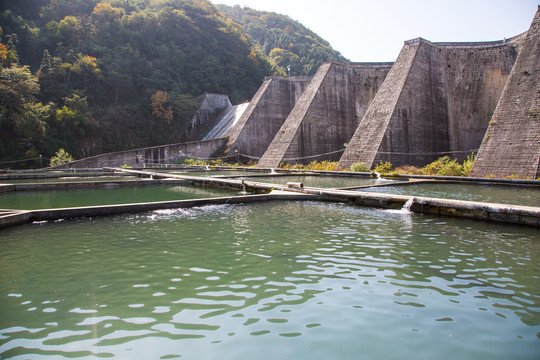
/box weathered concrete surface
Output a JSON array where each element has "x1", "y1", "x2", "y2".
[
  {"x1": 442, "y1": 40, "x2": 520, "y2": 157},
  {"x1": 27, "y1": 195, "x2": 270, "y2": 222},
  {"x1": 302, "y1": 188, "x2": 540, "y2": 227},
  {"x1": 0, "y1": 179, "x2": 189, "y2": 192},
  {"x1": 338, "y1": 35, "x2": 520, "y2": 170},
  {"x1": 226, "y1": 76, "x2": 312, "y2": 159},
  {"x1": 337, "y1": 44, "x2": 420, "y2": 169},
  {"x1": 471, "y1": 9, "x2": 540, "y2": 178},
  {"x1": 51, "y1": 138, "x2": 228, "y2": 169},
  {"x1": 258, "y1": 62, "x2": 392, "y2": 168},
  {"x1": 184, "y1": 93, "x2": 231, "y2": 141},
  {"x1": 0, "y1": 210, "x2": 31, "y2": 229}
]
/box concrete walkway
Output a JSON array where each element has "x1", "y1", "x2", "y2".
[{"x1": 1, "y1": 167, "x2": 539, "y2": 229}]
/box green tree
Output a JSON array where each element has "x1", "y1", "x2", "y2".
[
  {"x1": 218, "y1": 4, "x2": 348, "y2": 76},
  {"x1": 91, "y1": 2, "x2": 125, "y2": 26},
  {"x1": 55, "y1": 94, "x2": 92, "y2": 136},
  {"x1": 49, "y1": 147, "x2": 74, "y2": 166},
  {"x1": 269, "y1": 47, "x2": 300, "y2": 75},
  {"x1": 58, "y1": 15, "x2": 84, "y2": 44},
  {"x1": 151, "y1": 90, "x2": 173, "y2": 124},
  {"x1": 2, "y1": 0, "x2": 308, "y2": 162},
  {"x1": 0, "y1": 64, "x2": 52, "y2": 163}
]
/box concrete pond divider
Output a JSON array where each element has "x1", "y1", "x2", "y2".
[
  {"x1": 0, "y1": 166, "x2": 539, "y2": 229},
  {"x1": 0, "y1": 192, "x2": 319, "y2": 229},
  {"x1": 108, "y1": 167, "x2": 540, "y2": 227},
  {"x1": 0, "y1": 179, "x2": 190, "y2": 193}
]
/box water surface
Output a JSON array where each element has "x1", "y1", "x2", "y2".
[
  {"x1": 359, "y1": 182, "x2": 540, "y2": 207},
  {"x1": 1, "y1": 201, "x2": 538, "y2": 359},
  {"x1": 241, "y1": 175, "x2": 386, "y2": 188},
  {"x1": 0, "y1": 176, "x2": 137, "y2": 184},
  {"x1": 0, "y1": 185, "x2": 236, "y2": 210},
  {"x1": 164, "y1": 170, "x2": 260, "y2": 177}
]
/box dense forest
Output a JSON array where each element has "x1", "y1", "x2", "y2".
[
  {"x1": 217, "y1": 5, "x2": 347, "y2": 76},
  {"x1": 0, "y1": 0, "x2": 347, "y2": 168}
]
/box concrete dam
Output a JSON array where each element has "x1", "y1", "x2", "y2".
[
  {"x1": 61, "y1": 8, "x2": 540, "y2": 178},
  {"x1": 227, "y1": 7, "x2": 539, "y2": 177}
]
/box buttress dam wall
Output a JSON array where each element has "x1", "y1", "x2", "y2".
[
  {"x1": 472, "y1": 9, "x2": 540, "y2": 178},
  {"x1": 226, "y1": 76, "x2": 312, "y2": 159},
  {"x1": 257, "y1": 62, "x2": 392, "y2": 168},
  {"x1": 63, "y1": 8, "x2": 539, "y2": 178},
  {"x1": 337, "y1": 36, "x2": 520, "y2": 170}
]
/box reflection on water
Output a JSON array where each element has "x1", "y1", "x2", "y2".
[
  {"x1": 0, "y1": 176, "x2": 137, "y2": 184},
  {"x1": 0, "y1": 185, "x2": 235, "y2": 210},
  {"x1": 0, "y1": 202, "x2": 539, "y2": 359}
]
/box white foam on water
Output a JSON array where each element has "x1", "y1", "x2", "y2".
[
  {"x1": 148, "y1": 204, "x2": 231, "y2": 221},
  {"x1": 384, "y1": 198, "x2": 415, "y2": 215}
]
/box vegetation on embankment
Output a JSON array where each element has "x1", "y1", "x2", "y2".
[
  {"x1": 352, "y1": 154, "x2": 476, "y2": 177},
  {"x1": 174, "y1": 154, "x2": 536, "y2": 179},
  {"x1": 178, "y1": 154, "x2": 478, "y2": 177}
]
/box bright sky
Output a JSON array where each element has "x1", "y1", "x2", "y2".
[{"x1": 209, "y1": 0, "x2": 538, "y2": 62}]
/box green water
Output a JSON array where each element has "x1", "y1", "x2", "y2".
[
  {"x1": 167, "y1": 170, "x2": 265, "y2": 177},
  {"x1": 0, "y1": 177, "x2": 137, "y2": 184},
  {"x1": 0, "y1": 185, "x2": 236, "y2": 210},
  {"x1": 359, "y1": 182, "x2": 540, "y2": 207},
  {"x1": 1, "y1": 201, "x2": 538, "y2": 359},
  {"x1": 241, "y1": 175, "x2": 384, "y2": 188}
]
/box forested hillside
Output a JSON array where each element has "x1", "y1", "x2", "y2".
[
  {"x1": 0, "y1": 0, "x2": 347, "y2": 168},
  {"x1": 217, "y1": 4, "x2": 347, "y2": 76}
]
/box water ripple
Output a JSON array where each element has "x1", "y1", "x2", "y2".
[{"x1": 1, "y1": 201, "x2": 539, "y2": 359}]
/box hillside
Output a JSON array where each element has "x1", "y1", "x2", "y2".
[
  {"x1": 217, "y1": 4, "x2": 348, "y2": 76},
  {"x1": 0, "y1": 0, "x2": 347, "y2": 168}
]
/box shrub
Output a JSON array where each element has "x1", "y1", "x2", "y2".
[
  {"x1": 395, "y1": 165, "x2": 422, "y2": 175},
  {"x1": 462, "y1": 152, "x2": 475, "y2": 176},
  {"x1": 49, "y1": 148, "x2": 74, "y2": 167},
  {"x1": 278, "y1": 160, "x2": 337, "y2": 171},
  {"x1": 373, "y1": 161, "x2": 393, "y2": 174},
  {"x1": 505, "y1": 173, "x2": 525, "y2": 180},
  {"x1": 350, "y1": 162, "x2": 369, "y2": 172},
  {"x1": 278, "y1": 162, "x2": 304, "y2": 170},
  {"x1": 209, "y1": 159, "x2": 225, "y2": 166},
  {"x1": 420, "y1": 156, "x2": 463, "y2": 176},
  {"x1": 306, "y1": 160, "x2": 337, "y2": 171},
  {"x1": 180, "y1": 158, "x2": 209, "y2": 166}
]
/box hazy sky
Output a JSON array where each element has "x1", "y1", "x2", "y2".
[{"x1": 209, "y1": 0, "x2": 538, "y2": 62}]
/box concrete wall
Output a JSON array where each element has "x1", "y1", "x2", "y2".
[
  {"x1": 52, "y1": 138, "x2": 228, "y2": 169},
  {"x1": 338, "y1": 35, "x2": 520, "y2": 170},
  {"x1": 471, "y1": 9, "x2": 540, "y2": 178},
  {"x1": 337, "y1": 45, "x2": 420, "y2": 169},
  {"x1": 226, "y1": 76, "x2": 312, "y2": 159},
  {"x1": 258, "y1": 62, "x2": 392, "y2": 168},
  {"x1": 184, "y1": 93, "x2": 231, "y2": 141},
  {"x1": 442, "y1": 41, "x2": 518, "y2": 159}
]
